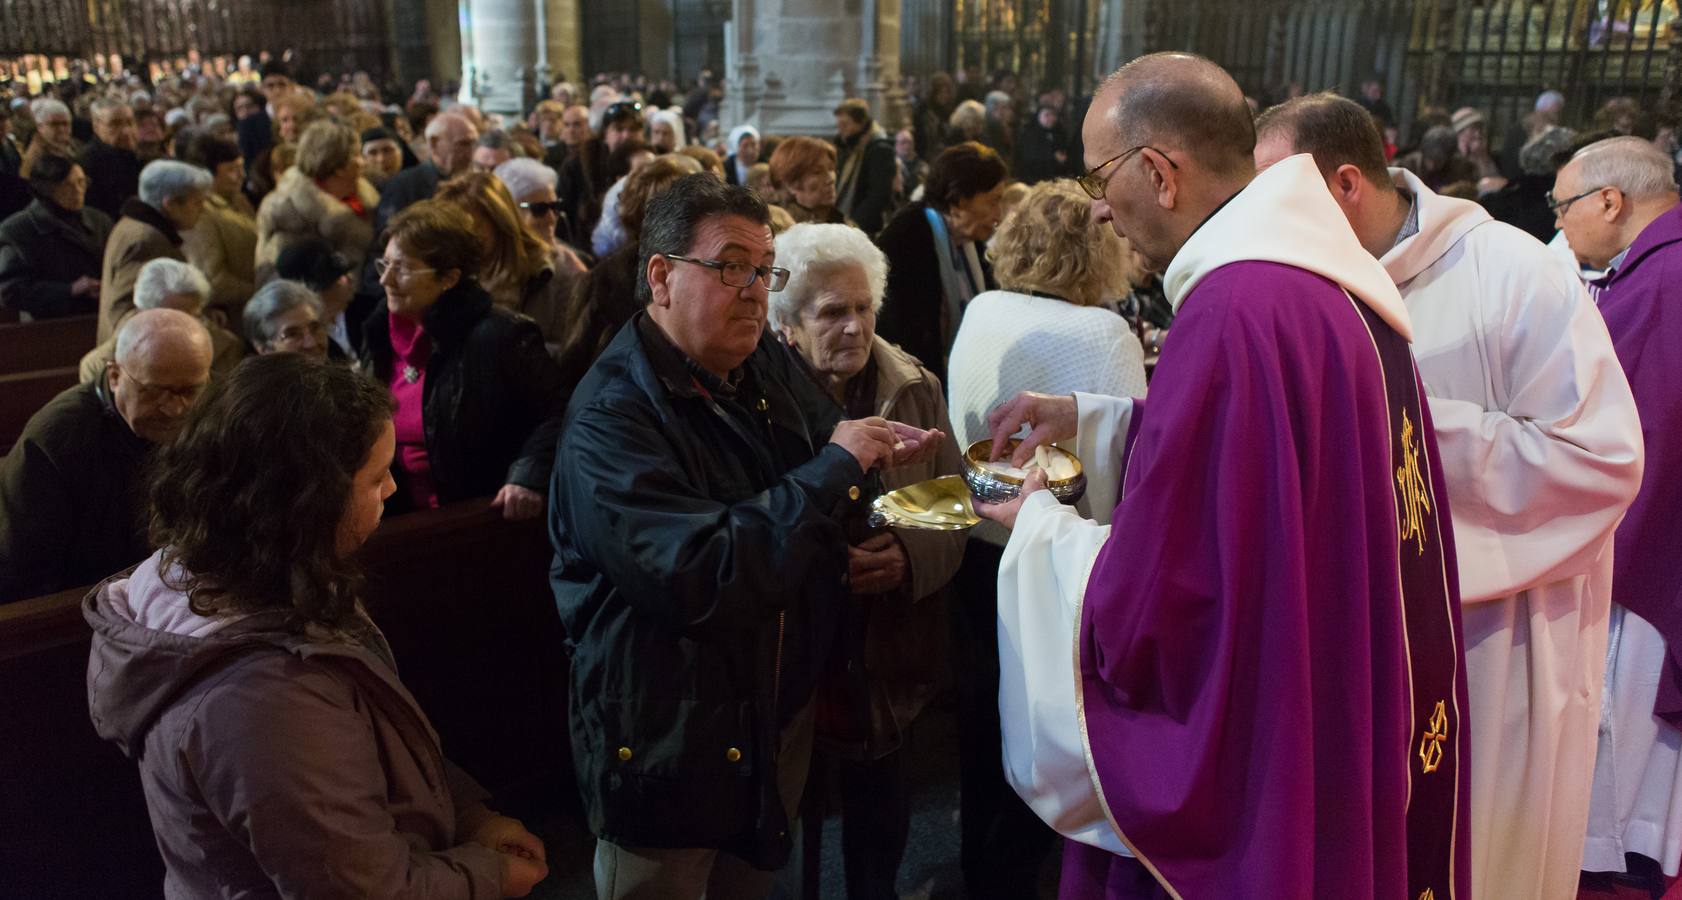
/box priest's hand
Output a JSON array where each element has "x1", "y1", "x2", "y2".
[
  {"x1": 973, "y1": 467, "x2": 1049, "y2": 530},
  {"x1": 987, "y1": 392, "x2": 1078, "y2": 467}
]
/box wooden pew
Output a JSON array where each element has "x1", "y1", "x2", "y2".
[
  {"x1": 0, "y1": 366, "x2": 78, "y2": 455},
  {"x1": 0, "y1": 500, "x2": 569, "y2": 898},
  {"x1": 0, "y1": 314, "x2": 98, "y2": 376}
]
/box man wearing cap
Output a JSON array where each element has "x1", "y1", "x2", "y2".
[
  {"x1": 1451, "y1": 106, "x2": 1505, "y2": 195},
  {"x1": 557, "y1": 99, "x2": 643, "y2": 246},
  {"x1": 274, "y1": 236, "x2": 363, "y2": 359}
]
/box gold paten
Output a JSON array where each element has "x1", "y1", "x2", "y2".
[{"x1": 870, "y1": 475, "x2": 981, "y2": 530}]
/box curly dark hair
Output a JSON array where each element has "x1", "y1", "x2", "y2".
[{"x1": 147, "y1": 354, "x2": 396, "y2": 628}]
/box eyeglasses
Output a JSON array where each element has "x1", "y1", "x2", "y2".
[
  {"x1": 274, "y1": 320, "x2": 327, "y2": 344},
  {"x1": 374, "y1": 258, "x2": 437, "y2": 281},
  {"x1": 665, "y1": 254, "x2": 790, "y2": 292},
  {"x1": 113, "y1": 364, "x2": 207, "y2": 404},
  {"x1": 1546, "y1": 186, "x2": 1608, "y2": 214},
  {"x1": 519, "y1": 201, "x2": 565, "y2": 216},
  {"x1": 1076, "y1": 145, "x2": 1179, "y2": 200}
]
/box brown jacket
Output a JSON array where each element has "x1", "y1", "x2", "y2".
[
  {"x1": 98, "y1": 199, "x2": 186, "y2": 342},
  {"x1": 833, "y1": 336, "x2": 966, "y2": 758},
  {"x1": 255, "y1": 167, "x2": 379, "y2": 282},
  {"x1": 183, "y1": 192, "x2": 257, "y2": 327},
  {"x1": 84, "y1": 551, "x2": 503, "y2": 899}
]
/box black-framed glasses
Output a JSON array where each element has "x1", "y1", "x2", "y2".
[
  {"x1": 519, "y1": 200, "x2": 564, "y2": 216},
  {"x1": 1546, "y1": 185, "x2": 1608, "y2": 214},
  {"x1": 1076, "y1": 145, "x2": 1179, "y2": 200},
  {"x1": 665, "y1": 254, "x2": 790, "y2": 292}
]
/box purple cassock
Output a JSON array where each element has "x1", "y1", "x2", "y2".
[
  {"x1": 1063, "y1": 257, "x2": 1474, "y2": 898},
  {"x1": 1592, "y1": 203, "x2": 1682, "y2": 725}
]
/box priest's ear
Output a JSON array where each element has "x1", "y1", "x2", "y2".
[
  {"x1": 1143, "y1": 146, "x2": 1179, "y2": 210},
  {"x1": 1325, "y1": 163, "x2": 1371, "y2": 211}
]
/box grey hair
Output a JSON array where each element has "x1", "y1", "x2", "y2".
[
  {"x1": 30, "y1": 98, "x2": 70, "y2": 122},
  {"x1": 425, "y1": 111, "x2": 476, "y2": 140},
  {"x1": 648, "y1": 108, "x2": 687, "y2": 147},
  {"x1": 494, "y1": 157, "x2": 557, "y2": 200},
  {"x1": 243, "y1": 279, "x2": 324, "y2": 347},
  {"x1": 984, "y1": 91, "x2": 1014, "y2": 115},
  {"x1": 769, "y1": 222, "x2": 887, "y2": 332},
  {"x1": 949, "y1": 100, "x2": 986, "y2": 132},
  {"x1": 133, "y1": 258, "x2": 210, "y2": 311},
  {"x1": 1536, "y1": 90, "x2": 1565, "y2": 113},
  {"x1": 90, "y1": 97, "x2": 130, "y2": 121},
  {"x1": 477, "y1": 129, "x2": 515, "y2": 151},
  {"x1": 138, "y1": 159, "x2": 212, "y2": 208},
  {"x1": 1572, "y1": 135, "x2": 1679, "y2": 201}
]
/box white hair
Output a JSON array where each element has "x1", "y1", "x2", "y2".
[
  {"x1": 1536, "y1": 90, "x2": 1566, "y2": 113},
  {"x1": 769, "y1": 223, "x2": 888, "y2": 332},
  {"x1": 648, "y1": 108, "x2": 687, "y2": 148},
  {"x1": 1572, "y1": 135, "x2": 1679, "y2": 201},
  {"x1": 133, "y1": 258, "x2": 210, "y2": 311},
  {"x1": 243, "y1": 279, "x2": 323, "y2": 347},
  {"x1": 494, "y1": 157, "x2": 558, "y2": 201},
  {"x1": 30, "y1": 98, "x2": 69, "y2": 122},
  {"x1": 949, "y1": 100, "x2": 986, "y2": 132},
  {"x1": 984, "y1": 91, "x2": 1014, "y2": 115},
  {"x1": 138, "y1": 159, "x2": 212, "y2": 208}
]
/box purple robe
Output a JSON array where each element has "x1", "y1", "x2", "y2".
[
  {"x1": 1593, "y1": 203, "x2": 1682, "y2": 725},
  {"x1": 1065, "y1": 261, "x2": 1474, "y2": 898}
]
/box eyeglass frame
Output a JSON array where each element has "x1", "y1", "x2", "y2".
[
  {"x1": 1546, "y1": 185, "x2": 1612, "y2": 214},
  {"x1": 374, "y1": 257, "x2": 439, "y2": 281},
  {"x1": 1076, "y1": 145, "x2": 1180, "y2": 201},
  {"x1": 664, "y1": 253, "x2": 791, "y2": 292},
  {"x1": 518, "y1": 200, "x2": 565, "y2": 216},
  {"x1": 271, "y1": 318, "x2": 329, "y2": 345},
  {"x1": 109, "y1": 361, "x2": 208, "y2": 404}
]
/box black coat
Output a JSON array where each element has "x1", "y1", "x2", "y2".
[
  {"x1": 0, "y1": 198, "x2": 113, "y2": 318},
  {"x1": 556, "y1": 138, "x2": 611, "y2": 248},
  {"x1": 79, "y1": 139, "x2": 143, "y2": 221},
  {"x1": 0, "y1": 381, "x2": 151, "y2": 603},
  {"x1": 554, "y1": 243, "x2": 642, "y2": 404},
  {"x1": 834, "y1": 130, "x2": 897, "y2": 236},
  {"x1": 874, "y1": 202, "x2": 995, "y2": 385},
  {"x1": 1013, "y1": 120, "x2": 1072, "y2": 184},
  {"x1": 372, "y1": 162, "x2": 443, "y2": 240},
  {"x1": 550, "y1": 313, "x2": 869, "y2": 867},
  {"x1": 361, "y1": 280, "x2": 568, "y2": 513},
  {"x1": 1481, "y1": 173, "x2": 1557, "y2": 243}
]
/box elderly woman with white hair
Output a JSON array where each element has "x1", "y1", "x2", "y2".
[
  {"x1": 243, "y1": 279, "x2": 329, "y2": 362},
  {"x1": 98, "y1": 159, "x2": 212, "y2": 342},
  {"x1": 494, "y1": 157, "x2": 586, "y2": 273},
  {"x1": 646, "y1": 108, "x2": 686, "y2": 153},
  {"x1": 770, "y1": 221, "x2": 965, "y2": 900},
  {"x1": 81, "y1": 257, "x2": 242, "y2": 382}
]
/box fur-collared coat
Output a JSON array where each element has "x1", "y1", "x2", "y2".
[{"x1": 254, "y1": 167, "x2": 379, "y2": 282}]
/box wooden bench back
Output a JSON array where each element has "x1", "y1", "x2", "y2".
[
  {"x1": 0, "y1": 366, "x2": 78, "y2": 455},
  {"x1": 0, "y1": 315, "x2": 97, "y2": 376}
]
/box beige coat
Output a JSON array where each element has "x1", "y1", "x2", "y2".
[
  {"x1": 183, "y1": 192, "x2": 257, "y2": 328},
  {"x1": 97, "y1": 207, "x2": 185, "y2": 343},
  {"x1": 254, "y1": 167, "x2": 379, "y2": 281}
]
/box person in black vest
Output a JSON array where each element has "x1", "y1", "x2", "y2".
[{"x1": 0, "y1": 154, "x2": 111, "y2": 318}]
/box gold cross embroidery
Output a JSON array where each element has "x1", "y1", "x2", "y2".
[
  {"x1": 1395, "y1": 410, "x2": 1432, "y2": 555},
  {"x1": 1419, "y1": 890, "x2": 1435, "y2": 900},
  {"x1": 1418, "y1": 700, "x2": 1449, "y2": 774}
]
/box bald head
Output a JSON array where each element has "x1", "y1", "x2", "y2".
[
  {"x1": 1100, "y1": 52, "x2": 1257, "y2": 177},
  {"x1": 426, "y1": 113, "x2": 480, "y2": 176},
  {"x1": 109, "y1": 309, "x2": 213, "y2": 443}
]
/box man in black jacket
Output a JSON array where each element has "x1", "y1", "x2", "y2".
[
  {"x1": 373, "y1": 112, "x2": 478, "y2": 238},
  {"x1": 0, "y1": 309, "x2": 211, "y2": 603},
  {"x1": 80, "y1": 98, "x2": 142, "y2": 219},
  {"x1": 549, "y1": 175, "x2": 941, "y2": 897},
  {"x1": 833, "y1": 98, "x2": 898, "y2": 235},
  {"x1": 556, "y1": 100, "x2": 643, "y2": 247}
]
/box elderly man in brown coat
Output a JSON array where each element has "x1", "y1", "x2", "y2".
[{"x1": 98, "y1": 159, "x2": 211, "y2": 341}]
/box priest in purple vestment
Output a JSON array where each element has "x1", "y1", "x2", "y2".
[
  {"x1": 975, "y1": 53, "x2": 1473, "y2": 899},
  {"x1": 1556, "y1": 136, "x2": 1682, "y2": 873}
]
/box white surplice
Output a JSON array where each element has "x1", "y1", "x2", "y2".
[
  {"x1": 1383, "y1": 169, "x2": 1645, "y2": 899},
  {"x1": 995, "y1": 155, "x2": 1410, "y2": 856}
]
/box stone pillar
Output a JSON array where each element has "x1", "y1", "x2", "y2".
[
  {"x1": 723, "y1": 0, "x2": 903, "y2": 136},
  {"x1": 461, "y1": 0, "x2": 538, "y2": 115},
  {"x1": 541, "y1": 0, "x2": 583, "y2": 87}
]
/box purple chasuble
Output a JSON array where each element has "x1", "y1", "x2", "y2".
[
  {"x1": 1592, "y1": 203, "x2": 1682, "y2": 725},
  {"x1": 1065, "y1": 261, "x2": 1472, "y2": 899}
]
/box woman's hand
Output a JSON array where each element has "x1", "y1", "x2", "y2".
[
  {"x1": 492, "y1": 484, "x2": 543, "y2": 521},
  {"x1": 849, "y1": 532, "x2": 909, "y2": 595},
  {"x1": 972, "y1": 467, "x2": 1049, "y2": 531},
  {"x1": 470, "y1": 815, "x2": 549, "y2": 897},
  {"x1": 887, "y1": 421, "x2": 944, "y2": 467}
]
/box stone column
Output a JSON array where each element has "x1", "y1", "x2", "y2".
[
  {"x1": 461, "y1": 0, "x2": 538, "y2": 115},
  {"x1": 722, "y1": 0, "x2": 903, "y2": 136}
]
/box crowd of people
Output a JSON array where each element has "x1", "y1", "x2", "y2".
[{"x1": 0, "y1": 47, "x2": 1678, "y2": 900}]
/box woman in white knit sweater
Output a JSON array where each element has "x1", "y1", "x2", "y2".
[{"x1": 942, "y1": 177, "x2": 1147, "y2": 898}]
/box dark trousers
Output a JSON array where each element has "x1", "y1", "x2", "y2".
[
  {"x1": 799, "y1": 744, "x2": 912, "y2": 900},
  {"x1": 952, "y1": 540, "x2": 1058, "y2": 899}
]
